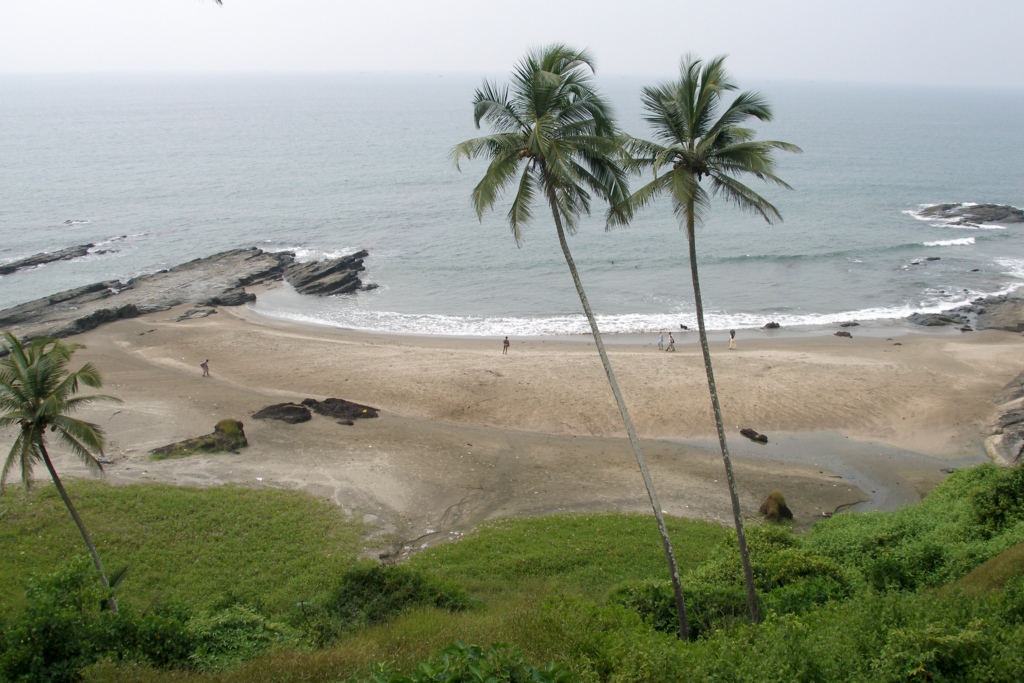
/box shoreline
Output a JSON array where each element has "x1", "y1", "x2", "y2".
[{"x1": 23, "y1": 301, "x2": 1019, "y2": 550}]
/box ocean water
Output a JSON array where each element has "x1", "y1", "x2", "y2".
[{"x1": 1, "y1": 74, "x2": 1023, "y2": 337}]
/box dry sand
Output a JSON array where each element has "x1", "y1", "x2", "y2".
[{"x1": 32, "y1": 302, "x2": 1024, "y2": 553}]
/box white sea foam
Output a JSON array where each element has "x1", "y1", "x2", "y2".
[
  {"x1": 251, "y1": 283, "x2": 1015, "y2": 338},
  {"x1": 264, "y1": 244, "x2": 358, "y2": 263},
  {"x1": 923, "y1": 237, "x2": 975, "y2": 247}
]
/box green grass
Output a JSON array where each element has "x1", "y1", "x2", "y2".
[
  {"x1": 0, "y1": 481, "x2": 364, "y2": 616},
  {"x1": 957, "y1": 543, "x2": 1024, "y2": 593},
  {"x1": 409, "y1": 513, "x2": 729, "y2": 602},
  {"x1": 5, "y1": 464, "x2": 1024, "y2": 683}
]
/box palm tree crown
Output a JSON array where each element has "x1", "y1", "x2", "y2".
[
  {"x1": 1, "y1": 333, "x2": 115, "y2": 490},
  {"x1": 610, "y1": 54, "x2": 800, "y2": 230},
  {"x1": 450, "y1": 44, "x2": 629, "y2": 243}
]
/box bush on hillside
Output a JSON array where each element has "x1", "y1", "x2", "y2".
[
  {"x1": 185, "y1": 604, "x2": 292, "y2": 670},
  {"x1": 805, "y1": 464, "x2": 1024, "y2": 590},
  {"x1": 0, "y1": 557, "x2": 194, "y2": 682},
  {"x1": 299, "y1": 563, "x2": 470, "y2": 644}
]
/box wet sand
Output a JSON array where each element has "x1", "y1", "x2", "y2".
[{"x1": 32, "y1": 302, "x2": 1022, "y2": 551}]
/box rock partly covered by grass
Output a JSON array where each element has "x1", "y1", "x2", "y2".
[
  {"x1": 150, "y1": 419, "x2": 248, "y2": 459},
  {"x1": 759, "y1": 490, "x2": 794, "y2": 522}
]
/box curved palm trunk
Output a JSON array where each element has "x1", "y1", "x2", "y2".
[
  {"x1": 40, "y1": 444, "x2": 117, "y2": 613},
  {"x1": 685, "y1": 203, "x2": 759, "y2": 624},
  {"x1": 546, "y1": 184, "x2": 690, "y2": 640}
]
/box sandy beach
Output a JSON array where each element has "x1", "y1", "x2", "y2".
[{"x1": 36, "y1": 300, "x2": 1024, "y2": 554}]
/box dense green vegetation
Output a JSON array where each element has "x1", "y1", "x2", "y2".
[{"x1": 0, "y1": 463, "x2": 1022, "y2": 682}]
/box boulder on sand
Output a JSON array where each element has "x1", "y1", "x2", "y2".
[
  {"x1": 150, "y1": 419, "x2": 248, "y2": 459},
  {"x1": 301, "y1": 397, "x2": 379, "y2": 420},
  {"x1": 740, "y1": 428, "x2": 768, "y2": 443},
  {"x1": 252, "y1": 403, "x2": 312, "y2": 424},
  {"x1": 763, "y1": 322, "x2": 780, "y2": 329},
  {"x1": 759, "y1": 491, "x2": 794, "y2": 522},
  {"x1": 835, "y1": 331, "x2": 852, "y2": 338}
]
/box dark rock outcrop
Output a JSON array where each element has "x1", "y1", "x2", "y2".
[
  {"x1": 907, "y1": 295, "x2": 1024, "y2": 333},
  {"x1": 834, "y1": 331, "x2": 852, "y2": 338},
  {"x1": 173, "y1": 308, "x2": 217, "y2": 322},
  {"x1": 740, "y1": 428, "x2": 768, "y2": 443},
  {"x1": 759, "y1": 491, "x2": 794, "y2": 522},
  {"x1": 985, "y1": 370, "x2": 1024, "y2": 467},
  {"x1": 918, "y1": 203, "x2": 1024, "y2": 226},
  {"x1": 762, "y1": 322, "x2": 780, "y2": 329},
  {"x1": 839, "y1": 322, "x2": 859, "y2": 327},
  {"x1": 252, "y1": 403, "x2": 312, "y2": 424},
  {"x1": 0, "y1": 244, "x2": 94, "y2": 275},
  {"x1": 150, "y1": 419, "x2": 248, "y2": 459},
  {"x1": 301, "y1": 397, "x2": 379, "y2": 420},
  {"x1": 0, "y1": 247, "x2": 375, "y2": 344},
  {"x1": 283, "y1": 250, "x2": 369, "y2": 296}
]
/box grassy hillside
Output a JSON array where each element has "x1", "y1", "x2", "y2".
[
  {"x1": 1, "y1": 464, "x2": 1023, "y2": 683},
  {"x1": 0, "y1": 481, "x2": 364, "y2": 615}
]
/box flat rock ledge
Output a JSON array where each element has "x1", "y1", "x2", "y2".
[
  {"x1": 0, "y1": 243, "x2": 94, "y2": 276},
  {"x1": 985, "y1": 370, "x2": 1024, "y2": 467},
  {"x1": 907, "y1": 295, "x2": 1024, "y2": 333},
  {"x1": 0, "y1": 247, "x2": 373, "y2": 345}
]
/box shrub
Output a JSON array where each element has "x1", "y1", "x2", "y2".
[
  {"x1": 972, "y1": 464, "x2": 1024, "y2": 533},
  {"x1": 0, "y1": 557, "x2": 192, "y2": 682},
  {"x1": 324, "y1": 564, "x2": 468, "y2": 632},
  {"x1": 609, "y1": 580, "x2": 748, "y2": 640},
  {"x1": 185, "y1": 604, "x2": 292, "y2": 670}
]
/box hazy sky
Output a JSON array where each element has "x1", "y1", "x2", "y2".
[{"x1": 2, "y1": 0, "x2": 1022, "y2": 88}]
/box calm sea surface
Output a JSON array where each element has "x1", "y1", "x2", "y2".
[{"x1": 2, "y1": 74, "x2": 1023, "y2": 336}]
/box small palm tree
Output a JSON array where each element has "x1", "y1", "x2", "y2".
[
  {"x1": 451, "y1": 44, "x2": 692, "y2": 639},
  {"x1": 1, "y1": 332, "x2": 122, "y2": 612},
  {"x1": 610, "y1": 55, "x2": 801, "y2": 624}
]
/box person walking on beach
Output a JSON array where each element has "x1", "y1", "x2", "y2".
[
  {"x1": 658, "y1": 331, "x2": 664, "y2": 351},
  {"x1": 200, "y1": 359, "x2": 210, "y2": 377},
  {"x1": 502, "y1": 337, "x2": 510, "y2": 354},
  {"x1": 729, "y1": 330, "x2": 736, "y2": 350},
  {"x1": 667, "y1": 333, "x2": 675, "y2": 352}
]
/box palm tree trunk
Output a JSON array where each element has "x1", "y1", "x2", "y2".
[
  {"x1": 545, "y1": 183, "x2": 690, "y2": 640},
  {"x1": 685, "y1": 202, "x2": 760, "y2": 624},
  {"x1": 39, "y1": 444, "x2": 118, "y2": 613}
]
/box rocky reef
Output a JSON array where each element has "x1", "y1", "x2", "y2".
[
  {"x1": 150, "y1": 419, "x2": 248, "y2": 459},
  {"x1": 907, "y1": 295, "x2": 1024, "y2": 333},
  {"x1": 0, "y1": 244, "x2": 94, "y2": 276},
  {"x1": 917, "y1": 203, "x2": 1024, "y2": 226},
  {"x1": 0, "y1": 247, "x2": 374, "y2": 344}
]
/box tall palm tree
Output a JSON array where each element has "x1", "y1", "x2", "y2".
[
  {"x1": 1, "y1": 332, "x2": 122, "y2": 612},
  {"x1": 450, "y1": 44, "x2": 692, "y2": 639},
  {"x1": 610, "y1": 55, "x2": 801, "y2": 624}
]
